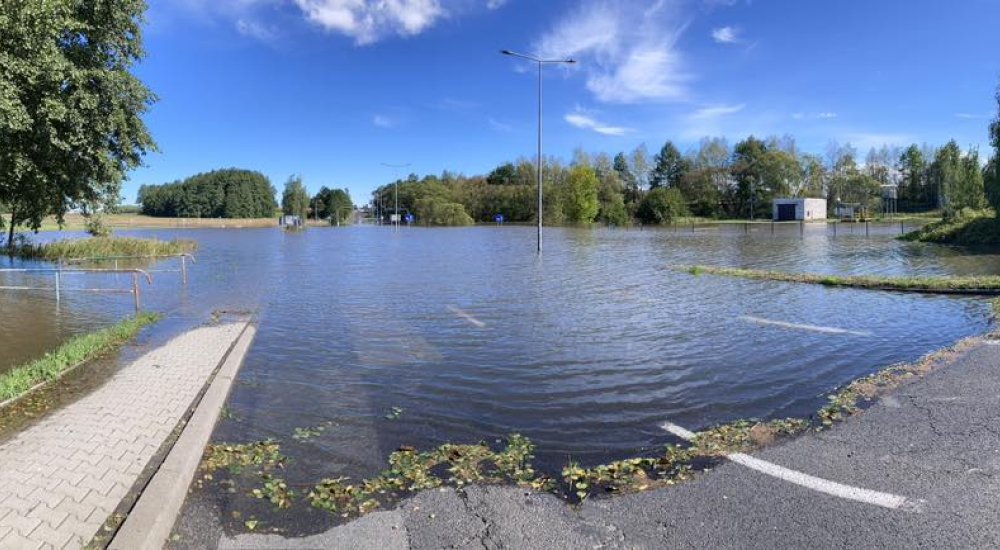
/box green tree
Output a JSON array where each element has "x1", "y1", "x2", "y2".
[
  {"x1": 139, "y1": 169, "x2": 276, "y2": 218},
  {"x1": 1, "y1": 0, "x2": 157, "y2": 247},
  {"x1": 282, "y1": 175, "x2": 310, "y2": 219},
  {"x1": 649, "y1": 141, "x2": 689, "y2": 189},
  {"x1": 562, "y1": 165, "x2": 600, "y2": 223},
  {"x1": 898, "y1": 144, "x2": 929, "y2": 209},
  {"x1": 637, "y1": 187, "x2": 689, "y2": 224},
  {"x1": 614, "y1": 152, "x2": 639, "y2": 209},
  {"x1": 932, "y1": 141, "x2": 985, "y2": 213},
  {"x1": 987, "y1": 82, "x2": 1000, "y2": 212}
]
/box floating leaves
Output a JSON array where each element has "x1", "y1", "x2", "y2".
[
  {"x1": 252, "y1": 474, "x2": 294, "y2": 509},
  {"x1": 202, "y1": 440, "x2": 286, "y2": 474},
  {"x1": 292, "y1": 421, "x2": 334, "y2": 441},
  {"x1": 384, "y1": 407, "x2": 404, "y2": 420}
]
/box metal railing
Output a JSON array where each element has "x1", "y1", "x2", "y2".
[
  {"x1": 60, "y1": 253, "x2": 195, "y2": 284},
  {"x1": 0, "y1": 268, "x2": 153, "y2": 312}
]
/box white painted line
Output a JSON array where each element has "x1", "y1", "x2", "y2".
[
  {"x1": 447, "y1": 305, "x2": 486, "y2": 328},
  {"x1": 740, "y1": 315, "x2": 872, "y2": 337},
  {"x1": 660, "y1": 422, "x2": 922, "y2": 512}
]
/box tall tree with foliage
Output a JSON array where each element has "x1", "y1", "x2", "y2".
[
  {"x1": 898, "y1": 145, "x2": 929, "y2": 209},
  {"x1": 987, "y1": 82, "x2": 1000, "y2": 212},
  {"x1": 281, "y1": 176, "x2": 310, "y2": 219},
  {"x1": 562, "y1": 165, "x2": 600, "y2": 223},
  {"x1": 0, "y1": 0, "x2": 157, "y2": 247},
  {"x1": 649, "y1": 141, "x2": 689, "y2": 189}
]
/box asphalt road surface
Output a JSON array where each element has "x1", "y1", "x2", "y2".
[{"x1": 172, "y1": 339, "x2": 1000, "y2": 549}]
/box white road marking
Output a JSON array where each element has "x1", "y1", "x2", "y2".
[
  {"x1": 740, "y1": 315, "x2": 872, "y2": 337},
  {"x1": 660, "y1": 421, "x2": 922, "y2": 512},
  {"x1": 447, "y1": 305, "x2": 486, "y2": 328}
]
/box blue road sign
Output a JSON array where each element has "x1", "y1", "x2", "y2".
[{"x1": 494, "y1": 214, "x2": 504, "y2": 224}]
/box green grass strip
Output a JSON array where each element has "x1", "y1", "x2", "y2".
[
  {"x1": 0, "y1": 312, "x2": 161, "y2": 404},
  {"x1": 679, "y1": 265, "x2": 1000, "y2": 294},
  {"x1": 12, "y1": 237, "x2": 197, "y2": 261}
]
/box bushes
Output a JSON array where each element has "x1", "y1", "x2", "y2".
[{"x1": 637, "y1": 187, "x2": 689, "y2": 224}]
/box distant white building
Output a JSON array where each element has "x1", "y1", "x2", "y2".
[{"x1": 772, "y1": 198, "x2": 827, "y2": 221}]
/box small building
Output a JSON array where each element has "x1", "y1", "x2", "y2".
[
  {"x1": 279, "y1": 215, "x2": 303, "y2": 228},
  {"x1": 772, "y1": 198, "x2": 827, "y2": 221}
]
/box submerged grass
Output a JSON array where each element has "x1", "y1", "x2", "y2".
[
  {"x1": 0, "y1": 312, "x2": 161, "y2": 404},
  {"x1": 678, "y1": 264, "x2": 1000, "y2": 294},
  {"x1": 11, "y1": 236, "x2": 197, "y2": 261}
]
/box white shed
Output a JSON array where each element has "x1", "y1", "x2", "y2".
[{"x1": 772, "y1": 198, "x2": 827, "y2": 221}]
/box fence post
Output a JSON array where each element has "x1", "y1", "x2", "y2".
[
  {"x1": 181, "y1": 255, "x2": 188, "y2": 285},
  {"x1": 800, "y1": 220, "x2": 804, "y2": 238},
  {"x1": 866, "y1": 221, "x2": 870, "y2": 238},
  {"x1": 55, "y1": 270, "x2": 61, "y2": 303},
  {"x1": 132, "y1": 272, "x2": 141, "y2": 312}
]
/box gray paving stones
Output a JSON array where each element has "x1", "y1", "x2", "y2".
[{"x1": 0, "y1": 323, "x2": 246, "y2": 550}]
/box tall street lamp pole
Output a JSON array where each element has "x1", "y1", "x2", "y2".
[
  {"x1": 501, "y1": 49, "x2": 576, "y2": 254},
  {"x1": 381, "y1": 162, "x2": 410, "y2": 230}
]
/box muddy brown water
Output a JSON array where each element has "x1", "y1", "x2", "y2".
[{"x1": 3, "y1": 222, "x2": 1000, "y2": 536}]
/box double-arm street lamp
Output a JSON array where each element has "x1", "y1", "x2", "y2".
[{"x1": 501, "y1": 49, "x2": 576, "y2": 254}]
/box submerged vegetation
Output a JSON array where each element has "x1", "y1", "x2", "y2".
[
  {"x1": 0, "y1": 313, "x2": 160, "y2": 404},
  {"x1": 10, "y1": 236, "x2": 197, "y2": 261},
  {"x1": 681, "y1": 264, "x2": 1000, "y2": 294}
]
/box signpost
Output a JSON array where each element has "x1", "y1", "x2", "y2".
[{"x1": 494, "y1": 214, "x2": 504, "y2": 226}]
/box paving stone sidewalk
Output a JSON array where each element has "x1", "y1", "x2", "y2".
[{"x1": 0, "y1": 322, "x2": 247, "y2": 550}]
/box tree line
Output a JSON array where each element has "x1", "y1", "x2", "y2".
[
  {"x1": 373, "y1": 127, "x2": 998, "y2": 227},
  {"x1": 138, "y1": 169, "x2": 278, "y2": 218}
]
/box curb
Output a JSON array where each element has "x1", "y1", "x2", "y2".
[{"x1": 109, "y1": 322, "x2": 256, "y2": 550}]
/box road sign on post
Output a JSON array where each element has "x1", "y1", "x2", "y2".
[{"x1": 495, "y1": 214, "x2": 504, "y2": 225}]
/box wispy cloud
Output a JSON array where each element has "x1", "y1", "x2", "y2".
[
  {"x1": 534, "y1": 0, "x2": 691, "y2": 104},
  {"x1": 564, "y1": 109, "x2": 632, "y2": 136},
  {"x1": 236, "y1": 18, "x2": 279, "y2": 42},
  {"x1": 711, "y1": 26, "x2": 739, "y2": 44},
  {"x1": 373, "y1": 114, "x2": 395, "y2": 128},
  {"x1": 691, "y1": 103, "x2": 745, "y2": 119},
  {"x1": 955, "y1": 112, "x2": 988, "y2": 119},
  {"x1": 488, "y1": 118, "x2": 513, "y2": 132},
  {"x1": 792, "y1": 111, "x2": 837, "y2": 120},
  {"x1": 486, "y1": 0, "x2": 507, "y2": 9}
]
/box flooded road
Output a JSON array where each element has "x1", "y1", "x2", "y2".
[{"x1": 3, "y1": 222, "x2": 1000, "y2": 532}]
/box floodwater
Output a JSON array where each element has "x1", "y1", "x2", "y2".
[{"x1": 3, "y1": 222, "x2": 1000, "y2": 532}]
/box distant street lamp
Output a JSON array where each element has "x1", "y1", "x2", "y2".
[
  {"x1": 501, "y1": 49, "x2": 576, "y2": 254},
  {"x1": 381, "y1": 162, "x2": 410, "y2": 230}
]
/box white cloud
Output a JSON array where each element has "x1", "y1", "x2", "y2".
[
  {"x1": 373, "y1": 114, "x2": 394, "y2": 127},
  {"x1": 711, "y1": 26, "x2": 739, "y2": 43},
  {"x1": 955, "y1": 112, "x2": 988, "y2": 120},
  {"x1": 488, "y1": 118, "x2": 512, "y2": 132},
  {"x1": 791, "y1": 111, "x2": 837, "y2": 120},
  {"x1": 486, "y1": 0, "x2": 507, "y2": 9},
  {"x1": 690, "y1": 104, "x2": 745, "y2": 119},
  {"x1": 818, "y1": 112, "x2": 837, "y2": 119},
  {"x1": 534, "y1": 0, "x2": 690, "y2": 104},
  {"x1": 294, "y1": 0, "x2": 446, "y2": 44},
  {"x1": 236, "y1": 18, "x2": 278, "y2": 41},
  {"x1": 564, "y1": 110, "x2": 631, "y2": 136}
]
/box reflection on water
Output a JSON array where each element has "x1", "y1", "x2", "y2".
[{"x1": 3, "y1": 223, "x2": 1000, "y2": 528}]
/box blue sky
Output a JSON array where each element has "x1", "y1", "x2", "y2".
[{"x1": 129, "y1": 0, "x2": 1000, "y2": 205}]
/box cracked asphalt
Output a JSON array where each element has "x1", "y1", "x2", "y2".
[{"x1": 171, "y1": 339, "x2": 1000, "y2": 549}]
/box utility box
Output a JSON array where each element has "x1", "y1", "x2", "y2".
[{"x1": 772, "y1": 198, "x2": 827, "y2": 221}]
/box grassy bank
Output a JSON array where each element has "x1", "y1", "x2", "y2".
[
  {"x1": 22, "y1": 213, "x2": 279, "y2": 232},
  {"x1": 11, "y1": 236, "x2": 197, "y2": 261},
  {"x1": 901, "y1": 211, "x2": 1000, "y2": 245},
  {"x1": 678, "y1": 264, "x2": 1000, "y2": 294},
  {"x1": 0, "y1": 312, "x2": 161, "y2": 404}
]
